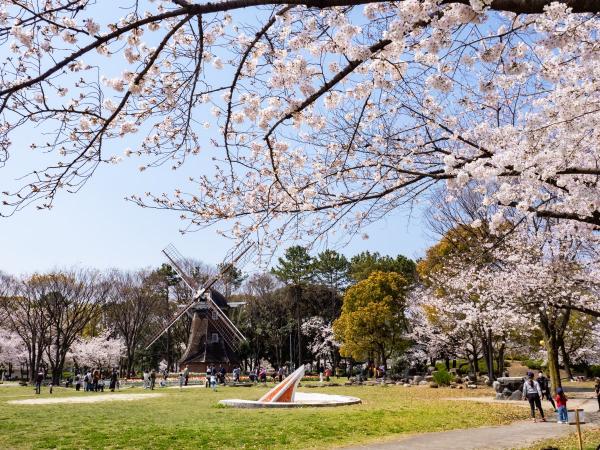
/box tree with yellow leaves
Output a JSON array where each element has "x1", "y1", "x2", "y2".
[{"x1": 333, "y1": 271, "x2": 410, "y2": 369}]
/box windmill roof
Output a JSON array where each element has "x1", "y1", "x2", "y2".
[{"x1": 208, "y1": 289, "x2": 229, "y2": 308}]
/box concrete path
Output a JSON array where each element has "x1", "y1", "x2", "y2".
[
  {"x1": 341, "y1": 398, "x2": 599, "y2": 450},
  {"x1": 8, "y1": 392, "x2": 164, "y2": 405}
]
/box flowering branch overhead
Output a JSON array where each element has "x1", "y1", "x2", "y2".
[{"x1": 0, "y1": 0, "x2": 599, "y2": 247}]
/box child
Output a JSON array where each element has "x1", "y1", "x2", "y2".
[{"x1": 555, "y1": 387, "x2": 568, "y2": 424}]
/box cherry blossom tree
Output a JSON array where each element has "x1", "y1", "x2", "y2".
[
  {"x1": 68, "y1": 330, "x2": 125, "y2": 369},
  {"x1": 0, "y1": 1, "x2": 598, "y2": 249},
  {"x1": 0, "y1": 327, "x2": 28, "y2": 379},
  {"x1": 301, "y1": 316, "x2": 340, "y2": 367},
  {"x1": 420, "y1": 221, "x2": 600, "y2": 390}
]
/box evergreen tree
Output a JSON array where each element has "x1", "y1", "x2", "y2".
[
  {"x1": 349, "y1": 251, "x2": 416, "y2": 283},
  {"x1": 271, "y1": 246, "x2": 314, "y2": 368}
]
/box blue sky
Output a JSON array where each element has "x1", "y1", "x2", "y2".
[
  {"x1": 0, "y1": 158, "x2": 432, "y2": 275},
  {"x1": 0, "y1": 4, "x2": 434, "y2": 276}
]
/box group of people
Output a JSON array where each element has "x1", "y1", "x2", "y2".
[
  {"x1": 522, "y1": 371, "x2": 559, "y2": 423},
  {"x1": 74, "y1": 369, "x2": 119, "y2": 392},
  {"x1": 522, "y1": 371, "x2": 600, "y2": 424}
]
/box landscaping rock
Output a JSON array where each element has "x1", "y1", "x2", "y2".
[
  {"x1": 429, "y1": 382, "x2": 439, "y2": 388},
  {"x1": 425, "y1": 375, "x2": 434, "y2": 382},
  {"x1": 495, "y1": 393, "x2": 504, "y2": 400},
  {"x1": 509, "y1": 390, "x2": 522, "y2": 401},
  {"x1": 403, "y1": 383, "x2": 411, "y2": 387},
  {"x1": 413, "y1": 375, "x2": 423, "y2": 383},
  {"x1": 493, "y1": 380, "x2": 502, "y2": 393},
  {"x1": 467, "y1": 384, "x2": 477, "y2": 389},
  {"x1": 419, "y1": 380, "x2": 429, "y2": 386}
]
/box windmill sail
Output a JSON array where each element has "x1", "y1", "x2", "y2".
[{"x1": 145, "y1": 241, "x2": 254, "y2": 350}]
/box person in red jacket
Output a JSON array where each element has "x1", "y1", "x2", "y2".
[{"x1": 555, "y1": 387, "x2": 568, "y2": 424}]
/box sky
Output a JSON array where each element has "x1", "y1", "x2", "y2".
[
  {"x1": 0, "y1": 4, "x2": 435, "y2": 276},
  {"x1": 0, "y1": 158, "x2": 432, "y2": 275}
]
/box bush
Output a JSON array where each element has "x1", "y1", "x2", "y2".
[
  {"x1": 433, "y1": 369, "x2": 452, "y2": 386},
  {"x1": 523, "y1": 359, "x2": 545, "y2": 371},
  {"x1": 585, "y1": 365, "x2": 600, "y2": 378}
]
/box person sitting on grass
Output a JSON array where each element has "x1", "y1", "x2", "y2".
[
  {"x1": 522, "y1": 372, "x2": 546, "y2": 423},
  {"x1": 555, "y1": 387, "x2": 568, "y2": 424}
]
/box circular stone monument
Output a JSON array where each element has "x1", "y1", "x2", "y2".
[{"x1": 219, "y1": 365, "x2": 361, "y2": 408}]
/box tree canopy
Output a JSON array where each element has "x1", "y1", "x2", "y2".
[{"x1": 0, "y1": 0, "x2": 598, "y2": 250}]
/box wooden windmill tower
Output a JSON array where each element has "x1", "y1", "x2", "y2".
[{"x1": 146, "y1": 242, "x2": 254, "y2": 373}]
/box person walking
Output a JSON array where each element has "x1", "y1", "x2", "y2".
[
  {"x1": 150, "y1": 370, "x2": 156, "y2": 390},
  {"x1": 537, "y1": 371, "x2": 557, "y2": 411},
  {"x1": 92, "y1": 369, "x2": 100, "y2": 392},
  {"x1": 75, "y1": 373, "x2": 81, "y2": 391},
  {"x1": 523, "y1": 373, "x2": 546, "y2": 422},
  {"x1": 183, "y1": 365, "x2": 189, "y2": 386},
  {"x1": 179, "y1": 371, "x2": 185, "y2": 390},
  {"x1": 35, "y1": 370, "x2": 44, "y2": 395},
  {"x1": 109, "y1": 369, "x2": 118, "y2": 392},
  {"x1": 595, "y1": 378, "x2": 600, "y2": 411},
  {"x1": 143, "y1": 370, "x2": 149, "y2": 389},
  {"x1": 555, "y1": 387, "x2": 568, "y2": 424}
]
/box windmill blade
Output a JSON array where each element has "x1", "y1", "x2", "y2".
[
  {"x1": 145, "y1": 241, "x2": 255, "y2": 350},
  {"x1": 144, "y1": 291, "x2": 205, "y2": 350},
  {"x1": 162, "y1": 244, "x2": 200, "y2": 291}
]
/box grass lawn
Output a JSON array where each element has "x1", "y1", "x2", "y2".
[
  {"x1": 527, "y1": 427, "x2": 600, "y2": 450},
  {"x1": 0, "y1": 381, "x2": 528, "y2": 449}
]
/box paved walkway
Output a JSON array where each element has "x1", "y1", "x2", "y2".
[{"x1": 342, "y1": 398, "x2": 599, "y2": 450}]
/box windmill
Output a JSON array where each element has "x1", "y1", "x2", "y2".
[{"x1": 145, "y1": 242, "x2": 254, "y2": 373}]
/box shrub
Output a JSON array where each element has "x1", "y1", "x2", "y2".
[
  {"x1": 433, "y1": 369, "x2": 452, "y2": 386},
  {"x1": 585, "y1": 365, "x2": 600, "y2": 378},
  {"x1": 523, "y1": 359, "x2": 545, "y2": 371}
]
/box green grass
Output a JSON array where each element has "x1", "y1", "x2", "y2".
[{"x1": 0, "y1": 382, "x2": 528, "y2": 449}]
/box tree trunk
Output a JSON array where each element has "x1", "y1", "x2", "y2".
[
  {"x1": 497, "y1": 344, "x2": 505, "y2": 376},
  {"x1": 295, "y1": 286, "x2": 302, "y2": 367},
  {"x1": 486, "y1": 328, "x2": 495, "y2": 382},
  {"x1": 542, "y1": 330, "x2": 562, "y2": 394},
  {"x1": 559, "y1": 340, "x2": 573, "y2": 381}
]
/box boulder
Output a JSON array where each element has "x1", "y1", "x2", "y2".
[
  {"x1": 467, "y1": 384, "x2": 477, "y2": 389},
  {"x1": 429, "y1": 382, "x2": 439, "y2": 388},
  {"x1": 493, "y1": 380, "x2": 502, "y2": 393},
  {"x1": 427, "y1": 366, "x2": 436, "y2": 374},
  {"x1": 502, "y1": 387, "x2": 512, "y2": 398},
  {"x1": 425, "y1": 375, "x2": 434, "y2": 382},
  {"x1": 509, "y1": 390, "x2": 522, "y2": 401},
  {"x1": 403, "y1": 383, "x2": 411, "y2": 387},
  {"x1": 413, "y1": 375, "x2": 423, "y2": 383},
  {"x1": 495, "y1": 393, "x2": 504, "y2": 400},
  {"x1": 419, "y1": 380, "x2": 429, "y2": 386},
  {"x1": 497, "y1": 376, "x2": 525, "y2": 393}
]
